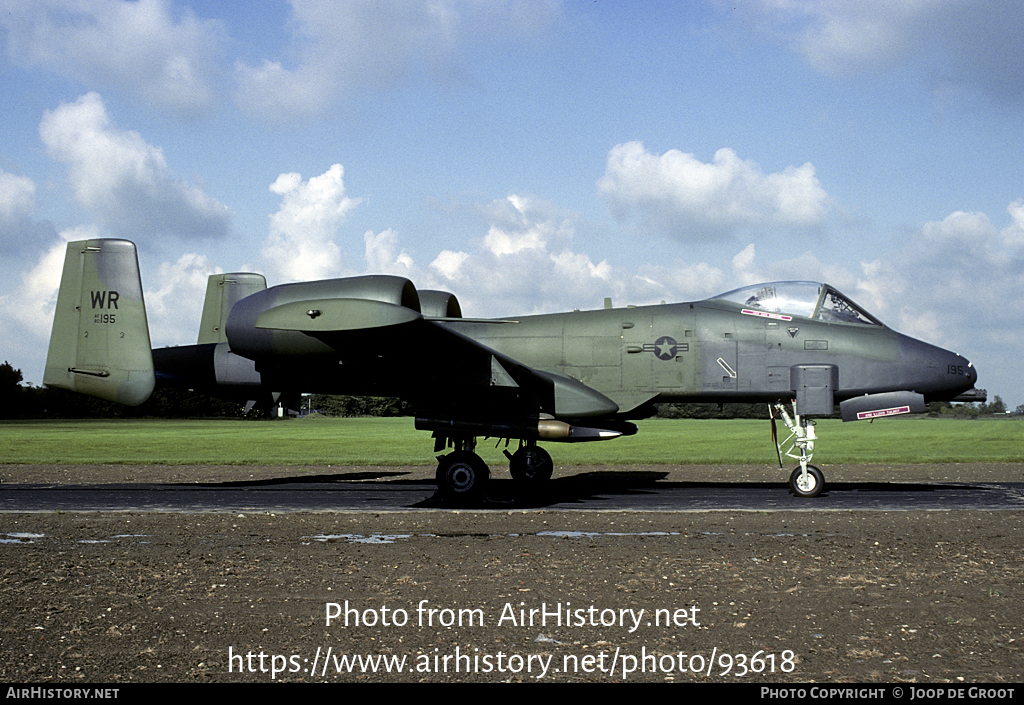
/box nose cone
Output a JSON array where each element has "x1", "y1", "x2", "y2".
[
  {"x1": 899, "y1": 333, "x2": 978, "y2": 400},
  {"x1": 941, "y1": 349, "x2": 977, "y2": 396}
]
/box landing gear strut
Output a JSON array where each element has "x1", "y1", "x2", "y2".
[{"x1": 771, "y1": 401, "x2": 827, "y2": 498}]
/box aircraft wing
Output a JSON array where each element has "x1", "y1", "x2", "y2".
[{"x1": 246, "y1": 297, "x2": 621, "y2": 438}]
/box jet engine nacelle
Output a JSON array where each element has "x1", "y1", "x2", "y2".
[
  {"x1": 224, "y1": 275, "x2": 425, "y2": 360},
  {"x1": 418, "y1": 290, "x2": 462, "y2": 319}
]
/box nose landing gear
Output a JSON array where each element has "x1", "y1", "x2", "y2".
[
  {"x1": 789, "y1": 464, "x2": 825, "y2": 498},
  {"x1": 772, "y1": 401, "x2": 827, "y2": 498}
]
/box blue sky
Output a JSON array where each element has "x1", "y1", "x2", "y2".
[{"x1": 1, "y1": 0, "x2": 1021, "y2": 409}]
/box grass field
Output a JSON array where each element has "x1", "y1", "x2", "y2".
[{"x1": 1, "y1": 416, "x2": 1020, "y2": 466}]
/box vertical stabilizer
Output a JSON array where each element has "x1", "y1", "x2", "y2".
[
  {"x1": 43, "y1": 239, "x2": 155, "y2": 406},
  {"x1": 197, "y1": 273, "x2": 267, "y2": 344}
]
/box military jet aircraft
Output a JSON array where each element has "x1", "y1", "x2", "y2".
[{"x1": 44, "y1": 239, "x2": 983, "y2": 499}]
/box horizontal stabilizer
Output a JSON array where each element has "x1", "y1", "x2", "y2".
[
  {"x1": 840, "y1": 391, "x2": 925, "y2": 422},
  {"x1": 254, "y1": 298, "x2": 422, "y2": 332}
]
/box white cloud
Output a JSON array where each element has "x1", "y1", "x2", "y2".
[
  {"x1": 551, "y1": 249, "x2": 611, "y2": 282},
  {"x1": 732, "y1": 243, "x2": 757, "y2": 274},
  {"x1": 262, "y1": 164, "x2": 361, "y2": 282},
  {"x1": 145, "y1": 251, "x2": 219, "y2": 347},
  {"x1": 1001, "y1": 200, "x2": 1024, "y2": 248},
  {"x1": 438, "y1": 194, "x2": 605, "y2": 312},
  {"x1": 482, "y1": 194, "x2": 571, "y2": 256},
  {"x1": 0, "y1": 0, "x2": 223, "y2": 115},
  {"x1": 429, "y1": 249, "x2": 470, "y2": 281},
  {"x1": 627, "y1": 261, "x2": 730, "y2": 304},
  {"x1": 0, "y1": 169, "x2": 48, "y2": 254},
  {"x1": 364, "y1": 228, "x2": 414, "y2": 276},
  {"x1": 841, "y1": 203, "x2": 1024, "y2": 403},
  {"x1": 598, "y1": 142, "x2": 831, "y2": 239},
  {"x1": 755, "y1": 0, "x2": 921, "y2": 71},
  {"x1": 339, "y1": 191, "x2": 754, "y2": 317},
  {"x1": 747, "y1": 0, "x2": 1024, "y2": 102},
  {"x1": 39, "y1": 92, "x2": 231, "y2": 241},
  {"x1": 0, "y1": 169, "x2": 37, "y2": 224},
  {"x1": 392, "y1": 193, "x2": 733, "y2": 316},
  {"x1": 0, "y1": 228, "x2": 95, "y2": 383},
  {"x1": 278, "y1": 190, "x2": 621, "y2": 316},
  {"x1": 233, "y1": 0, "x2": 562, "y2": 119}
]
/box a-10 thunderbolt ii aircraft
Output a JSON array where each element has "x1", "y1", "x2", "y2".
[{"x1": 44, "y1": 239, "x2": 983, "y2": 500}]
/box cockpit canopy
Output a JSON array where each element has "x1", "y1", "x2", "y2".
[{"x1": 710, "y1": 282, "x2": 883, "y2": 326}]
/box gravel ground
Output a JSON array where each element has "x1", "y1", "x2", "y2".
[{"x1": 1, "y1": 463, "x2": 1022, "y2": 683}]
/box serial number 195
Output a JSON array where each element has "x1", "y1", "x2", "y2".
[{"x1": 93, "y1": 313, "x2": 116, "y2": 324}]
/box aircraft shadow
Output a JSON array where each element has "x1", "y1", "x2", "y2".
[
  {"x1": 151, "y1": 469, "x2": 995, "y2": 511},
  {"x1": 172, "y1": 470, "x2": 412, "y2": 487},
  {"x1": 475, "y1": 471, "x2": 673, "y2": 509},
  {"x1": 4, "y1": 473, "x2": 998, "y2": 513},
  {"x1": 414, "y1": 474, "x2": 986, "y2": 509}
]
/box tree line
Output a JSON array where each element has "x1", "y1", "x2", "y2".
[
  {"x1": 0, "y1": 362, "x2": 243, "y2": 419},
  {"x1": 0, "y1": 360, "x2": 407, "y2": 419}
]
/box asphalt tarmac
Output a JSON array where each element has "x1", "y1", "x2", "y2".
[
  {"x1": 1, "y1": 463, "x2": 1022, "y2": 684},
  {"x1": 3, "y1": 462, "x2": 1024, "y2": 512}
]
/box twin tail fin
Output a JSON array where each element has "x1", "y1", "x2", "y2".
[{"x1": 43, "y1": 239, "x2": 155, "y2": 406}]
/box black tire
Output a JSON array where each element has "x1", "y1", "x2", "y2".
[
  {"x1": 789, "y1": 465, "x2": 825, "y2": 498},
  {"x1": 436, "y1": 450, "x2": 489, "y2": 499},
  {"x1": 509, "y1": 445, "x2": 553, "y2": 484}
]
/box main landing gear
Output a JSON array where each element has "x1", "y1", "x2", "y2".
[
  {"x1": 507, "y1": 443, "x2": 553, "y2": 484},
  {"x1": 435, "y1": 449, "x2": 489, "y2": 500},
  {"x1": 771, "y1": 401, "x2": 827, "y2": 498},
  {"x1": 434, "y1": 436, "x2": 553, "y2": 501}
]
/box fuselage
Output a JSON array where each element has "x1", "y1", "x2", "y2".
[
  {"x1": 46, "y1": 239, "x2": 980, "y2": 436},
  {"x1": 446, "y1": 288, "x2": 977, "y2": 415},
  {"x1": 152, "y1": 279, "x2": 978, "y2": 421}
]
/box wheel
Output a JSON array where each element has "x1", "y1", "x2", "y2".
[
  {"x1": 789, "y1": 465, "x2": 825, "y2": 498},
  {"x1": 436, "y1": 450, "x2": 489, "y2": 499},
  {"x1": 509, "y1": 445, "x2": 553, "y2": 484}
]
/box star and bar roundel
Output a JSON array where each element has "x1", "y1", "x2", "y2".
[
  {"x1": 641, "y1": 335, "x2": 687, "y2": 360},
  {"x1": 647, "y1": 336, "x2": 675, "y2": 360}
]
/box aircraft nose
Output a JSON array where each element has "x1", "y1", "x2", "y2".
[
  {"x1": 938, "y1": 349, "x2": 977, "y2": 397},
  {"x1": 898, "y1": 334, "x2": 978, "y2": 399}
]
